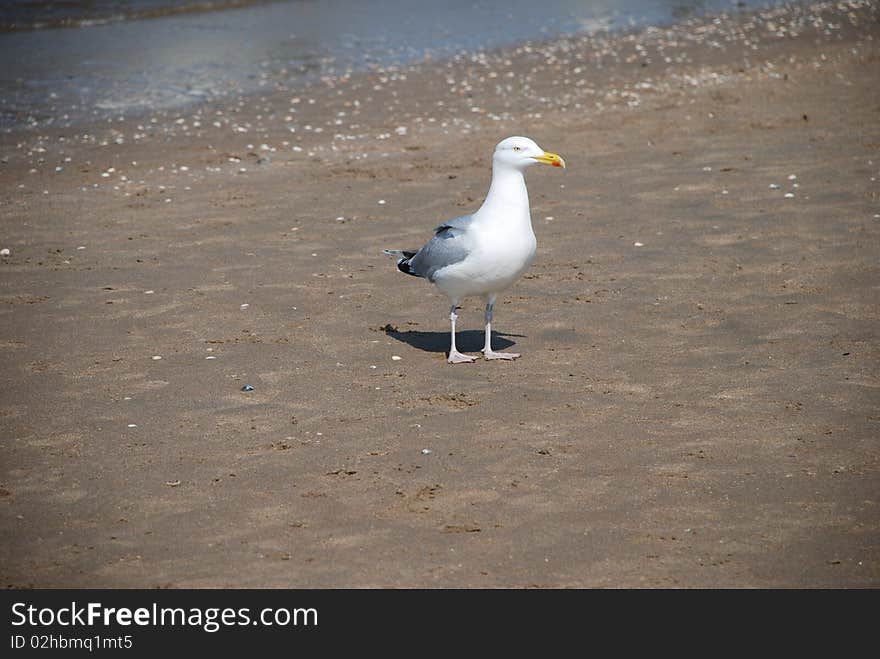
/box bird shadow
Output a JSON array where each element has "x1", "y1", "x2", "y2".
[{"x1": 380, "y1": 324, "x2": 523, "y2": 354}]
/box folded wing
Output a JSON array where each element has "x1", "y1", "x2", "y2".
[{"x1": 408, "y1": 215, "x2": 474, "y2": 282}]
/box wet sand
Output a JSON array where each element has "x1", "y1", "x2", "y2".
[{"x1": 1, "y1": 1, "x2": 878, "y2": 587}]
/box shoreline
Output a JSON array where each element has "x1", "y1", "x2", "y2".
[
  {"x1": 2, "y1": 1, "x2": 876, "y2": 187},
  {"x1": 0, "y1": 1, "x2": 878, "y2": 587},
  {"x1": 0, "y1": 0, "x2": 796, "y2": 129},
  {"x1": 0, "y1": 0, "x2": 785, "y2": 132},
  {"x1": 0, "y1": 0, "x2": 852, "y2": 132}
]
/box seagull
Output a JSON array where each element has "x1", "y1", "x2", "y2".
[{"x1": 384, "y1": 136, "x2": 565, "y2": 363}]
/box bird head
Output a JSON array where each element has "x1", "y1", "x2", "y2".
[{"x1": 493, "y1": 136, "x2": 565, "y2": 171}]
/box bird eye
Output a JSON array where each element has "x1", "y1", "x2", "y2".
[{"x1": 512, "y1": 146, "x2": 521, "y2": 151}]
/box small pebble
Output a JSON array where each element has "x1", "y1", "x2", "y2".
[
  {"x1": 633, "y1": 242, "x2": 644, "y2": 247},
  {"x1": 206, "y1": 356, "x2": 217, "y2": 360},
  {"x1": 240, "y1": 303, "x2": 249, "y2": 309},
  {"x1": 127, "y1": 424, "x2": 137, "y2": 428},
  {"x1": 391, "y1": 355, "x2": 402, "y2": 361},
  {"x1": 769, "y1": 183, "x2": 781, "y2": 190},
  {"x1": 378, "y1": 199, "x2": 386, "y2": 205},
  {"x1": 151, "y1": 355, "x2": 162, "y2": 360},
  {"x1": 241, "y1": 384, "x2": 255, "y2": 391},
  {"x1": 788, "y1": 174, "x2": 797, "y2": 180},
  {"x1": 784, "y1": 192, "x2": 795, "y2": 198},
  {"x1": 421, "y1": 449, "x2": 432, "y2": 455},
  {"x1": 0, "y1": 248, "x2": 10, "y2": 256}
]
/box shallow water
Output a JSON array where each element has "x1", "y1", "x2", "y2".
[{"x1": 0, "y1": 0, "x2": 784, "y2": 129}]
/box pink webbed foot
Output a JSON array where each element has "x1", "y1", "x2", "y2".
[
  {"x1": 448, "y1": 350, "x2": 477, "y2": 364},
  {"x1": 483, "y1": 350, "x2": 520, "y2": 361}
]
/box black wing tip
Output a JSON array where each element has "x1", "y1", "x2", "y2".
[
  {"x1": 397, "y1": 258, "x2": 421, "y2": 277},
  {"x1": 385, "y1": 249, "x2": 421, "y2": 277}
]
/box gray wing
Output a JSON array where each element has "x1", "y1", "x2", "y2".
[{"x1": 409, "y1": 214, "x2": 474, "y2": 282}]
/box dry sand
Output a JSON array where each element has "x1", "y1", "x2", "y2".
[{"x1": 1, "y1": 1, "x2": 878, "y2": 587}]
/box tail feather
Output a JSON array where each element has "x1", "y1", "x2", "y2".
[{"x1": 383, "y1": 249, "x2": 421, "y2": 277}]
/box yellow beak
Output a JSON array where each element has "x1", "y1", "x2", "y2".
[{"x1": 532, "y1": 151, "x2": 566, "y2": 168}]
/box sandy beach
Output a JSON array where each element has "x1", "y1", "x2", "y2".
[{"x1": 1, "y1": 1, "x2": 878, "y2": 587}]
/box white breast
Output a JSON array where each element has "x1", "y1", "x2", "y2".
[
  {"x1": 430, "y1": 157, "x2": 539, "y2": 302},
  {"x1": 432, "y1": 221, "x2": 536, "y2": 300}
]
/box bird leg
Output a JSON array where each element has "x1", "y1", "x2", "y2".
[
  {"x1": 448, "y1": 305, "x2": 476, "y2": 364},
  {"x1": 482, "y1": 299, "x2": 520, "y2": 360}
]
